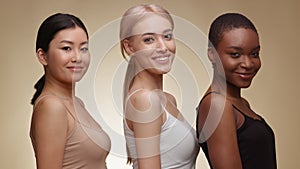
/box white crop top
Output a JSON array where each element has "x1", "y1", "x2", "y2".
[{"x1": 124, "y1": 110, "x2": 199, "y2": 169}]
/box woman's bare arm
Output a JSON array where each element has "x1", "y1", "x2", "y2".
[
  {"x1": 198, "y1": 94, "x2": 243, "y2": 169},
  {"x1": 126, "y1": 90, "x2": 164, "y2": 169},
  {"x1": 31, "y1": 97, "x2": 69, "y2": 169}
]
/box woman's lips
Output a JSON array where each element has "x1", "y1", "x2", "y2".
[
  {"x1": 152, "y1": 54, "x2": 171, "y2": 64},
  {"x1": 67, "y1": 66, "x2": 83, "y2": 72},
  {"x1": 236, "y1": 72, "x2": 255, "y2": 80}
]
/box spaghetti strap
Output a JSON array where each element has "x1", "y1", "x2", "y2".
[
  {"x1": 232, "y1": 104, "x2": 263, "y2": 121},
  {"x1": 196, "y1": 91, "x2": 222, "y2": 112},
  {"x1": 232, "y1": 104, "x2": 245, "y2": 116},
  {"x1": 34, "y1": 94, "x2": 57, "y2": 107},
  {"x1": 34, "y1": 94, "x2": 77, "y2": 121}
]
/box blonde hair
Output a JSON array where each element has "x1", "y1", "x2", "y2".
[
  {"x1": 120, "y1": 4, "x2": 175, "y2": 98},
  {"x1": 119, "y1": 4, "x2": 174, "y2": 164},
  {"x1": 119, "y1": 4, "x2": 174, "y2": 59}
]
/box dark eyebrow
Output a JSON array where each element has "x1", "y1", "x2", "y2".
[
  {"x1": 60, "y1": 40, "x2": 88, "y2": 45},
  {"x1": 60, "y1": 40, "x2": 73, "y2": 44},
  {"x1": 227, "y1": 46, "x2": 242, "y2": 51},
  {"x1": 80, "y1": 41, "x2": 89, "y2": 45},
  {"x1": 227, "y1": 45, "x2": 260, "y2": 51}
]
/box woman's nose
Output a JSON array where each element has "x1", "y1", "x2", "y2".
[
  {"x1": 240, "y1": 55, "x2": 254, "y2": 68},
  {"x1": 71, "y1": 50, "x2": 82, "y2": 62},
  {"x1": 156, "y1": 37, "x2": 167, "y2": 53}
]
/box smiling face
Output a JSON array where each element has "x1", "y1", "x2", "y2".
[
  {"x1": 212, "y1": 28, "x2": 261, "y2": 88},
  {"x1": 41, "y1": 26, "x2": 90, "y2": 84},
  {"x1": 123, "y1": 14, "x2": 176, "y2": 74}
]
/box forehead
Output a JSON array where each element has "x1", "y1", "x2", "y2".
[
  {"x1": 131, "y1": 14, "x2": 173, "y2": 36},
  {"x1": 220, "y1": 28, "x2": 259, "y2": 48},
  {"x1": 53, "y1": 27, "x2": 88, "y2": 42}
]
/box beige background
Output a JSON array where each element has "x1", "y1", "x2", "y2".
[{"x1": 1, "y1": 0, "x2": 299, "y2": 168}]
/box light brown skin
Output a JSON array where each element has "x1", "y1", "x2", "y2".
[
  {"x1": 30, "y1": 26, "x2": 110, "y2": 169},
  {"x1": 122, "y1": 14, "x2": 184, "y2": 169},
  {"x1": 198, "y1": 28, "x2": 261, "y2": 169}
]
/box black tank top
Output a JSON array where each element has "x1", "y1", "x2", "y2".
[{"x1": 196, "y1": 92, "x2": 277, "y2": 169}]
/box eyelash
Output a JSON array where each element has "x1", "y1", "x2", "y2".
[
  {"x1": 230, "y1": 52, "x2": 260, "y2": 58},
  {"x1": 143, "y1": 33, "x2": 173, "y2": 44},
  {"x1": 61, "y1": 46, "x2": 89, "y2": 53},
  {"x1": 230, "y1": 52, "x2": 240, "y2": 58},
  {"x1": 164, "y1": 33, "x2": 173, "y2": 40},
  {"x1": 80, "y1": 47, "x2": 89, "y2": 53},
  {"x1": 62, "y1": 46, "x2": 71, "y2": 51},
  {"x1": 251, "y1": 52, "x2": 260, "y2": 58},
  {"x1": 143, "y1": 36, "x2": 154, "y2": 43}
]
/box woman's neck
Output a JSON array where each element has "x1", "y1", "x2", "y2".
[
  {"x1": 43, "y1": 77, "x2": 75, "y2": 100},
  {"x1": 211, "y1": 76, "x2": 241, "y2": 99},
  {"x1": 134, "y1": 70, "x2": 163, "y2": 90}
]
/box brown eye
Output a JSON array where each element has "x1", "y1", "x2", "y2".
[
  {"x1": 230, "y1": 52, "x2": 240, "y2": 58},
  {"x1": 143, "y1": 37, "x2": 154, "y2": 43},
  {"x1": 164, "y1": 33, "x2": 173, "y2": 40},
  {"x1": 251, "y1": 52, "x2": 260, "y2": 58},
  {"x1": 62, "y1": 46, "x2": 71, "y2": 51}
]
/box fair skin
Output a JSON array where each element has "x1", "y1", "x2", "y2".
[
  {"x1": 123, "y1": 14, "x2": 182, "y2": 169},
  {"x1": 30, "y1": 26, "x2": 90, "y2": 169},
  {"x1": 198, "y1": 28, "x2": 261, "y2": 169}
]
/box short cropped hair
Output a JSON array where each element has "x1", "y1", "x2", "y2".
[{"x1": 208, "y1": 13, "x2": 258, "y2": 49}]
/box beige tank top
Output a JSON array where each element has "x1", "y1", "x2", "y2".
[{"x1": 31, "y1": 95, "x2": 111, "y2": 169}]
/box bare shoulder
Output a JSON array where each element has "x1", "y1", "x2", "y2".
[
  {"x1": 34, "y1": 95, "x2": 66, "y2": 114},
  {"x1": 125, "y1": 89, "x2": 164, "y2": 125},
  {"x1": 32, "y1": 95, "x2": 68, "y2": 127},
  {"x1": 198, "y1": 92, "x2": 235, "y2": 141},
  {"x1": 128, "y1": 89, "x2": 163, "y2": 112},
  {"x1": 198, "y1": 92, "x2": 230, "y2": 115}
]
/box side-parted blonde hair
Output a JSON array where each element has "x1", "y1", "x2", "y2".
[
  {"x1": 119, "y1": 4, "x2": 174, "y2": 164},
  {"x1": 119, "y1": 4, "x2": 174, "y2": 59}
]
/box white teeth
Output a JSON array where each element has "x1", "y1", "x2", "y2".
[{"x1": 156, "y1": 56, "x2": 168, "y2": 61}]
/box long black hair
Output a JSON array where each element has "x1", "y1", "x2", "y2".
[{"x1": 31, "y1": 13, "x2": 88, "y2": 105}]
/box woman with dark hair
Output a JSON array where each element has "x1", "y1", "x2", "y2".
[
  {"x1": 196, "y1": 13, "x2": 277, "y2": 169},
  {"x1": 30, "y1": 13, "x2": 111, "y2": 169}
]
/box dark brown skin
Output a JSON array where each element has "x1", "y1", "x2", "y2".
[{"x1": 198, "y1": 28, "x2": 261, "y2": 169}]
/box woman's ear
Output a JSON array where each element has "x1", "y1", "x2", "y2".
[
  {"x1": 36, "y1": 48, "x2": 48, "y2": 66},
  {"x1": 123, "y1": 39, "x2": 135, "y2": 55},
  {"x1": 208, "y1": 47, "x2": 217, "y2": 64}
]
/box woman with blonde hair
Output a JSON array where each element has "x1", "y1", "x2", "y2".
[{"x1": 120, "y1": 4, "x2": 199, "y2": 169}]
